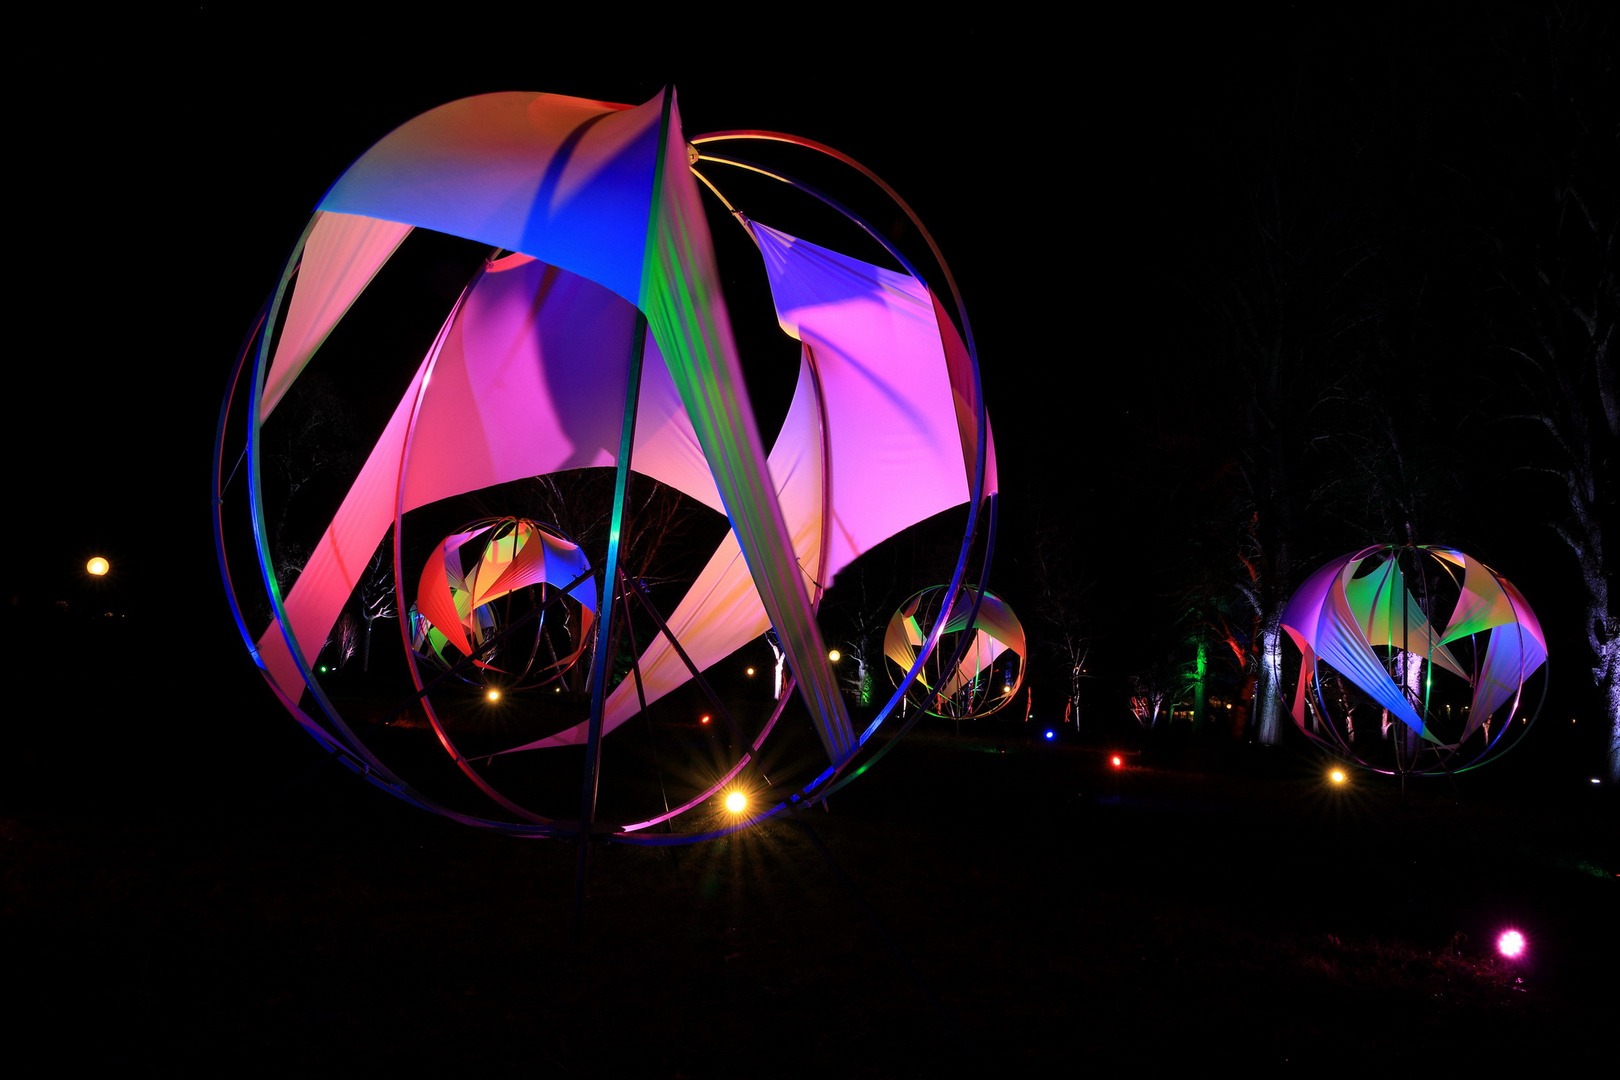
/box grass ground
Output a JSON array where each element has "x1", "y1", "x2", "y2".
[{"x1": 4, "y1": 707, "x2": 1614, "y2": 1075}]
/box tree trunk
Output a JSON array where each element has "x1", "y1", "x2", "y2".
[{"x1": 1255, "y1": 615, "x2": 1284, "y2": 744}]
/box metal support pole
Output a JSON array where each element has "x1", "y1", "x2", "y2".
[{"x1": 572, "y1": 313, "x2": 648, "y2": 942}]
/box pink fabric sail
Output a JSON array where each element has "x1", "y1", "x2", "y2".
[
  {"x1": 261, "y1": 211, "x2": 413, "y2": 419},
  {"x1": 754, "y1": 223, "x2": 994, "y2": 556},
  {"x1": 226, "y1": 85, "x2": 1001, "y2": 841},
  {"x1": 256, "y1": 253, "x2": 718, "y2": 702},
  {"x1": 253, "y1": 88, "x2": 988, "y2": 772},
  {"x1": 261, "y1": 87, "x2": 857, "y2": 767},
  {"x1": 498, "y1": 222, "x2": 1000, "y2": 751}
]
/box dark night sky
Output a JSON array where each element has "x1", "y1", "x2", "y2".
[{"x1": 11, "y1": 5, "x2": 1613, "y2": 766}]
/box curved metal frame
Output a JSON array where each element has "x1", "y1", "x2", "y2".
[
  {"x1": 1290, "y1": 544, "x2": 1548, "y2": 779},
  {"x1": 213, "y1": 111, "x2": 998, "y2": 844},
  {"x1": 408, "y1": 517, "x2": 589, "y2": 691},
  {"x1": 884, "y1": 585, "x2": 1026, "y2": 721}
]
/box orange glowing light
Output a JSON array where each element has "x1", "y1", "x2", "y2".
[
  {"x1": 724, "y1": 791, "x2": 747, "y2": 814},
  {"x1": 86, "y1": 557, "x2": 109, "y2": 576},
  {"x1": 828, "y1": 649, "x2": 841, "y2": 662},
  {"x1": 1329, "y1": 769, "x2": 1346, "y2": 784},
  {"x1": 486, "y1": 689, "x2": 501, "y2": 702},
  {"x1": 746, "y1": 667, "x2": 755, "y2": 676},
  {"x1": 700, "y1": 715, "x2": 711, "y2": 724}
]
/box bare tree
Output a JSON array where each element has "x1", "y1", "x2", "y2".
[
  {"x1": 357, "y1": 544, "x2": 397, "y2": 673},
  {"x1": 1498, "y1": 189, "x2": 1617, "y2": 777},
  {"x1": 1486, "y1": 5, "x2": 1619, "y2": 777},
  {"x1": 259, "y1": 372, "x2": 356, "y2": 594},
  {"x1": 1028, "y1": 516, "x2": 1094, "y2": 732}
]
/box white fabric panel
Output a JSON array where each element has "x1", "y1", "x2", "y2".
[{"x1": 262, "y1": 212, "x2": 412, "y2": 418}]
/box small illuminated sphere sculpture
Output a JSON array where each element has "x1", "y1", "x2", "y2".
[
  {"x1": 1281, "y1": 545, "x2": 1547, "y2": 778},
  {"x1": 409, "y1": 518, "x2": 596, "y2": 693},
  {"x1": 213, "y1": 88, "x2": 995, "y2": 843},
  {"x1": 884, "y1": 586, "x2": 1025, "y2": 720}
]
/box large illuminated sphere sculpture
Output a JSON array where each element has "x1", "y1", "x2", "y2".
[
  {"x1": 884, "y1": 586, "x2": 1025, "y2": 719},
  {"x1": 409, "y1": 518, "x2": 596, "y2": 692},
  {"x1": 212, "y1": 88, "x2": 996, "y2": 843},
  {"x1": 1280, "y1": 545, "x2": 1547, "y2": 776}
]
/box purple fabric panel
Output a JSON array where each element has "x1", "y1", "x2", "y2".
[
  {"x1": 1281, "y1": 556, "x2": 1350, "y2": 650},
  {"x1": 1461, "y1": 579, "x2": 1547, "y2": 741},
  {"x1": 537, "y1": 531, "x2": 597, "y2": 614},
  {"x1": 1285, "y1": 554, "x2": 1429, "y2": 737},
  {"x1": 751, "y1": 223, "x2": 973, "y2": 583}
]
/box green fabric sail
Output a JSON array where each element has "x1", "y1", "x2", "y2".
[{"x1": 636, "y1": 90, "x2": 854, "y2": 765}]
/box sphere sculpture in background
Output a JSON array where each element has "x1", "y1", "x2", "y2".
[
  {"x1": 1280, "y1": 544, "x2": 1547, "y2": 777},
  {"x1": 213, "y1": 88, "x2": 997, "y2": 843},
  {"x1": 884, "y1": 586, "x2": 1025, "y2": 720},
  {"x1": 410, "y1": 518, "x2": 596, "y2": 692}
]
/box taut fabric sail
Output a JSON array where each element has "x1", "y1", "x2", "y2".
[
  {"x1": 500, "y1": 222, "x2": 999, "y2": 751},
  {"x1": 1281, "y1": 546, "x2": 1547, "y2": 743}
]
